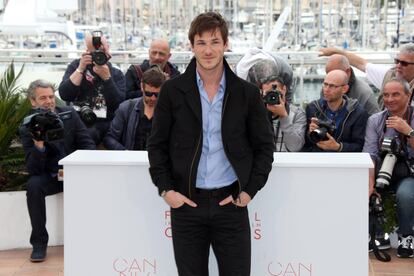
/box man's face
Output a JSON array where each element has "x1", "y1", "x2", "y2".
[
  {"x1": 322, "y1": 74, "x2": 348, "y2": 103},
  {"x1": 142, "y1": 83, "x2": 160, "y2": 107},
  {"x1": 149, "y1": 42, "x2": 171, "y2": 69},
  {"x1": 30, "y1": 87, "x2": 56, "y2": 111},
  {"x1": 383, "y1": 81, "x2": 410, "y2": 114},
  {"x1": 261, "y1": 80, "x2": 286, "y2": 97},
  {"x1": 395, "y1": 52, "x2": 414, "y2": 82},
  {"x1": 191, "y1": 28, "x2": 228, "y2": 72}
]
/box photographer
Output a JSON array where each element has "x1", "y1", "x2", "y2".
[
  {"x1": 302, "y1": 70, "x2": 368, "y2": 152},
  {"x1": 58, "y1": 32, "x2": 126, "y2": 145},
  {"x1": 245, "y1": 58, "x2": 306, "y2": 152},
  {"x1": 363, "y1": 78, "x2": 414, "y2": 258},
  {"x1": 20, "y1": 80, "x2": 95, "y2": 262}
]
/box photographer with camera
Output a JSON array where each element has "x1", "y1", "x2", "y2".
[
  {"x1": 104, "y1": 66, "x2": 166, "y2": 150},
  {"x1": 364, "y1": 78, "x2": 414, "y2": 258},
  {"x1": 243, "y1": 58, "x2": 306, "y2": 152},
  {"x1": 19, "y1": 80, "x2": 95, "y2": 262},
  {"x1": 302, "y1": 70, "x2": 368, "y2": 152},
  {"x1": 59, "y1": 31, "x2": 125, "y2": 145}
]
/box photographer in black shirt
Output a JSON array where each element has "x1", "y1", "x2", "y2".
[{"x1": 59, "y1": 31, "x2": 125, "y2": 145}]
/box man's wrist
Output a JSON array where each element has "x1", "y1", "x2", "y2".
[
  {"x1": 406, "y1": 128, "x2": 414, "y2": 138},
  {"x1": 102, "y1": 75, "x2": 111, "y2": 82},
  {"x1": 160, "y1": 189, "x2": 171, "y2": 197},
  {"x1": 75, "y1": 68, "x2": 84, "y2": 74}
]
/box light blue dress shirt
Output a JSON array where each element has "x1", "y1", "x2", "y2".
[{"x1": 195, "y1": 70, "x2": 237, "y2": 189}]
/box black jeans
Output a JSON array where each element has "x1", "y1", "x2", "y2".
[
  {"x1": 171, "y1": 187, "x2": 251, "y2": 276},
  {"x1": 26, "y1": 174, "x2": 63, "y2": 248}
]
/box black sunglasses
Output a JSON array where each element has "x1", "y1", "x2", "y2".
[
  {"x1": 144, "y1": 91, "x2": 159, "y2": 97},
  {"x1": 394, "y1": 58, "x2": 414, "y2": 67}
]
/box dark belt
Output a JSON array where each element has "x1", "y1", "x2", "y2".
[{"x1": 195, "y1": 181, "x2": 238, "y2": 198}]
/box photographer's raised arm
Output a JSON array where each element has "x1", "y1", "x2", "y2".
[
  {"x1": 59, "y1": 60, "x2": 82, "y2": 102},
  {"x1": 69, "y1": 52, "x2": 92, "y2": 86},
  {"x1": 319, "y1": 47, "x2": 368, "y2": 72}
]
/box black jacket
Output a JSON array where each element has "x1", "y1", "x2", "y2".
[
  {"x1": 147, "y1": 58, "x2": 274, "y2": 199},
  {"x1": 125, "y1": 60, "x2": 180, "y2": 99},
  {"x1": 58, "y1": 59, "x2": 125, "y2": 120},
  {"x1": 19, "y1": 106, "x2": 96, "y2": 175},
  {"x1": 302, "y1": 96, "x2": 368, "y2": 152}
]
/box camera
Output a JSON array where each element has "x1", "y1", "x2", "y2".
[
  {"x1": 72, "y1": 103, "x2": 97, "y2": 127},
  {"x1": 376, "y1": 137, "x2": 402, "y2": 188},
  {"x1": 309, "y1": 118, "x2": 336, "y2": 143},
  {"x1": 22, "y1": 108, "x2": 72, "y2": 142},
  {"x1": 91, "y1": 31, "x2": 108, "y2": 66},
  {"x1": 262, "y1": 84, "x2": 281, "y2": 105}
]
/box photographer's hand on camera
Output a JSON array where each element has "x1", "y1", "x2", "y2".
[
  {"x1": 309, "y1": 117, "x2": 319, "y2": 133},
  {"x1": 386, "y1": 116, "x2": 412, "y2": 136},
  {"x1": 266, "y1": 95, "x2": 288, "y2": 118},
  {"x1": 316, "y1": 132, "x2": 341, "y2": 151},
  {"x1": 92, "y1": 63, "x2": 111, "y2": 81}
]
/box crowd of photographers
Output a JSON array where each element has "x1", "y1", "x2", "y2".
[{"x1": 18, "y1": 31, "x2": 414, "y2": 262}]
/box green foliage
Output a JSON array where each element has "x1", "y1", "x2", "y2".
[
  {"x1": 382, "y1": 193, "x2": 398, "y2": 233},
  {"x1": 0, "y1": 62, "x2": 31, "y2": 191},
  {"x1": 0, "y1": 62, "x2": 31, "y2": 157}
]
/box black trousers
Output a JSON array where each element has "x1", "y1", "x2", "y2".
[
  {"x1": 171, "y1": 187, "x2": 251, "y2": 276},
  {"x1": 26, "y1": 174, "x2": 63, "y2": 248}
]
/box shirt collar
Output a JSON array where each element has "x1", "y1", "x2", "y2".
[{"x1": 196, "y1": 70, "x2": 226, "y2": 94}]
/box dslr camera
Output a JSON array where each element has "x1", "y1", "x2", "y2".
[
  {"x1": 22, "y1": 108, "x2": 72, "y2": 142},
  {"x1": 262, "y1": 84, "x2": 281, "y2": 105},
  {"x1": 309, "y1": 118, "x2": 336, "y2": 143},
  {"x1": 72, "y1": 103, "x2": 97, "y2": 127},
  {"x1": 91, "y1": 31, "x2": 108, "y2": 66},
  {"x1": 376, "y1": 137, "x2": 402, "y2": 188}
]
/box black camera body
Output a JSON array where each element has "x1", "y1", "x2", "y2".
[
  {"x1": 309, "y1": 119, "x2": 336, "y2": 143},
  {"x1": 22, "y1": 108, "x2": 72, "y2": 142},
  {"x1": 72, "y1": 103, "x2": 97, "y2": 127},
  {"x1": 91, "y1": 31, "x2": 108, "y2": 66},
  {"x1": 369, "y1": 194, "x2": 386, "y2": 226},
  {"x1": 262, "y1": 85, "x2": 281, "y2": 105}
]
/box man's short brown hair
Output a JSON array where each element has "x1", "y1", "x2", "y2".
[
  {"x1": 188, "y1": 12, "x2": 228, "y2": 46},
  {"x1": 142, "y1": 65, "x2": 166, "y2": 88}
]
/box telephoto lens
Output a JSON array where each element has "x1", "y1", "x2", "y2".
[{"x1": 376, "y1": 153, "x2": 398, "y2": 188}]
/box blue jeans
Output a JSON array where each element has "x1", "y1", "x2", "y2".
[{"x1": 396, "y1": 177, "x2": 414, "y2": 235}]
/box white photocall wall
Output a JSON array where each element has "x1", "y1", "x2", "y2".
[{"x1": 60, "y1": 151, "x2": 372, "y2": 276}]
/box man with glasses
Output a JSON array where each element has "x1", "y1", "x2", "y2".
[
  {"x1": 320, "y1": 43, "x2": 414, "y2": 109},
  {"x1": 104, "y1": 66, "x2": 166, "y2": 150},
  {"x1": 302, "y1": 70, "x2": 368, "y2": 152},
  {"x1": 125, "y1": 38, "x2": 180, "y2": 99},
  {"x1": 325, "y1": 54, "x2": 380, "y2": 115}
]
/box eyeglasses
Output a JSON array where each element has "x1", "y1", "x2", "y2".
[
  {"x1": 144, "y1": 91, "x2": 159, "y2": 97},
  {"x1": 394, "y1": 58, "x2": 414, "y2": 67},
  {"x1": 322, "y1": 82, "x2": 346, "y2": 89}
]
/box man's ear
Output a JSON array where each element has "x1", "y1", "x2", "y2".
[{"x1": 342, "y1": 84, "x2": 350, "y2": 94}]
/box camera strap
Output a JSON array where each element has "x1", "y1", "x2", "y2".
[{"x1": 369, "y1": 220, "x2": 391, "y2": 262}]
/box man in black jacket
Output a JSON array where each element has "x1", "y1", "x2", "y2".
[
  {"x1": 20, "y1": 80, "x2": 95, "y2": 262},
  {"x1": 302, "y1": 70, "x2": 368, "y2": 152},
  {"x1": 147, "y1": 12, "x2": 274, "y2": 276},
  {"x1": 58, "y1": 33, "x2": 125, "y2": 145},
  {"x1": 125, "y1": 38, "x2": 180, "y2": 99}
]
